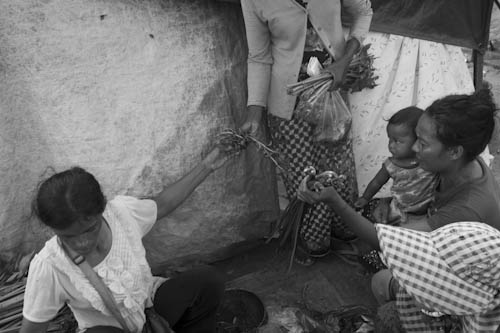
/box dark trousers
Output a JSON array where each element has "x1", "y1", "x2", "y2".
[{"x1": 86, "y1": 266, "x2": 226, "y2": 333}]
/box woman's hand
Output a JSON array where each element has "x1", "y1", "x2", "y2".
[
  {"x1": 323, "y1": 38, "x2": 360, "y2": 90},
  {"x1": 297, "y1": 175, "x2": 320, "y2": 204},
  {"x1": 323, "y1": 58, "x2": 350, "y2": 90},
  {"x1": 240, "y1": 105, "x2": 264, "y2": 136},
  {"x1": 297, "y1": 176, "x2": 342, "y2": 206}
]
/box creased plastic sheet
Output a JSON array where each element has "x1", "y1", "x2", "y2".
[{"x1": 0, "y1": 0, "x2": 278, "y2": 266}]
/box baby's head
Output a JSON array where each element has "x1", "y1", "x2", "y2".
[{"x1": 387, "y1": 106, "x2": 423, "y2": 160}]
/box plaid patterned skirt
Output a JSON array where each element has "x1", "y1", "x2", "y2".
[{"x1": 268, "y1": 114, "x2": 358, "y2": 248}]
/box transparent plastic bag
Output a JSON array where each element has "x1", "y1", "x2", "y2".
[{"x1": 295, "y1": 89, "x2": 352, "y2": 144}]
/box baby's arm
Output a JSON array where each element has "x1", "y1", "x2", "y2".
[{"x1": 354, "y1": 165, "x2": 390, "y2": 208}]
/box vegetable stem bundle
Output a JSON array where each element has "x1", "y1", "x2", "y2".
[
  {"x1": 217, "y1": 128, "x2": 285, "y2": 172},
  {"x1": 286, "y1": 44, "x2": 377, "y2": 144},
  {"x1": 287, "y1": 43, "x2": 378, "y2": 96},
  {"x1": 267, "y1": 167, "x2": 347, "y2": 273}
]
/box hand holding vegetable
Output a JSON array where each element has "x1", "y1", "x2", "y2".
[
  {"x1": 323, "y1": 57, "x2": 350, "y2": 91},
  {"x1": 240, "y1": 105, "x2": 264, "y2": 136},
  {"x1": 323, "y1": 38, "x2": 360, "y2": 91},
  {"x1": 216, "y1": 128, "x2": 285, "y2": 171},
  {"x1": 297, "y1": 175, "x2": 344, "y2": 206},
  {"x1": 297, "y1": 166, "x2": 346, "y2": 205},
  {"x1": 202, "y1": 133, "x2": 247, "y2": 171},
  {"x1": 287, "y1": 44, "x2": 377, "y2": 96}
]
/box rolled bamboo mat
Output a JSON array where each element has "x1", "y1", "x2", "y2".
[{"x1": 0, "y1": 252, "x2": 77, "y2": 333}]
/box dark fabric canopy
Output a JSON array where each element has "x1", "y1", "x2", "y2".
[
  {"x1": 218, "y1": 0, "x2": 494, "y2": 86},
  {"x1": 218, "y1": 0, "x2": 493, "y2": 51},
  {"x1": 369, "y1": 0, "x2": 494, "y2": 51}
]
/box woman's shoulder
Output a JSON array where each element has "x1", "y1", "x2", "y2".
[
  {"x1": 34, "y1": 236, "x2": 63, "y2": 262},
  {"x1": 440, "y1": 162, "x2": 500, "y2": 213},
  {"x1": 467, "y1": 158, "x2": 500, "y2": 196},
  {"x1": 27, "y1": 237, "x2": 64, "y2": 279}
]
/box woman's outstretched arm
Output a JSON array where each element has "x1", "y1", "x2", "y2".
[{"x1": 153, "y1": 147, "x2": 229, "y2": 220}]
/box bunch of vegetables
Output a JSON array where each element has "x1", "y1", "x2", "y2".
[
  {"x1": 339, "y1": 43, "x2": 378, "y2": 92},
  {"x1": 267, "y1": 166, "x2": 346, "y2": 273},
  {"x1": 217, "y1": 128, "x2": 285, "y2": 172},
  {"x1": 286, "y1": 44, "x2": 378, "y2": 144},
  {"x1": 287, "y1": 44, "x2": 378, "y2": 96}
]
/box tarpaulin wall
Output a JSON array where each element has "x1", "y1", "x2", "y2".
[{"x1": 0, "y1": 0, "x2": 279, "y2": 268}]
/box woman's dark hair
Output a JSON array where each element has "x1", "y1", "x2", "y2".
[
  {"x1": 388, "y1": 106, "x2": 424, "y2": 136},
  {"x1": 424, "y1": 88, "x2": 497, "y2": 162},
  {"x1": 34, "y1": 167, "x2": 106, "y2": 230}
]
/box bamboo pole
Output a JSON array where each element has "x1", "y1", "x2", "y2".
[
  {"x1": 0, "y1": 325, "x2": 22, "y2": 333},
  {"x1": 0, "y1": 311, "x2": 22, "y2": 326},
  {"x1": 0, "y1": 294, "x2": 23, "y2": 312},
  {"x1": 0, "y1": 284, "x2": 25, "y2": 303}
]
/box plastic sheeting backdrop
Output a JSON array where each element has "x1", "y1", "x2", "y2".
[{"x1": 0, "y1": 0, "x2": 279, "y2": 266}]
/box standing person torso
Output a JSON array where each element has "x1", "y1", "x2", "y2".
[
  {"x1": 242, "y1": 0, "x2": 372, "y2": 119},
  {"x1": 241, "y1": 0, "x2": 372, "y2": 264}
]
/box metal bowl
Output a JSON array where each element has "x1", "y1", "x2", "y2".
[{"x1": 216, "y1": 289, "x2": 267, "y2": 333}]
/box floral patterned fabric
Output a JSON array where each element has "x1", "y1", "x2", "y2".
[{"x1": 349, "y1": 32, "x2": 492, "y2": 198}]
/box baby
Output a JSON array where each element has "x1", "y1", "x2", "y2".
[{"x1": 355, "y1": 106, "x2": 438, "y2": 225}]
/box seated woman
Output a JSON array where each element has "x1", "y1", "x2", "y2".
[
  {"x1": 298, "y1": 88, "x2": 500, "y2": 305},
  {"x1": 20, "y1": 146, "x2": 231, "y2": 333},
  {"x1": 306, "y1": 188, "x2": 500, "y2": 331}
]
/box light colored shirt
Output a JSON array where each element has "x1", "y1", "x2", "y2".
[
  {"x1": 23, "y1": 196, "x2": 166, "y2": 333},
  {"x1": 241, "y1": 0, "x2": 372, "y2": 119}
]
